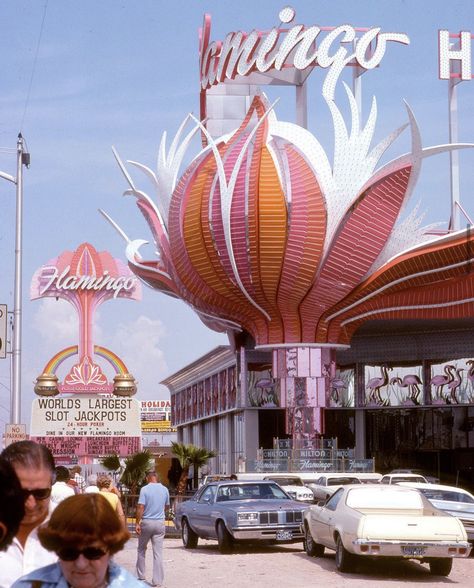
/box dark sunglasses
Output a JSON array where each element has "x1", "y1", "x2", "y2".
[
  {"x1": 57, "y1": 546, "x2": 108, "y2": 561},
  {"x1": 21, "y1": 487, "x2": 51, "y2": 501}
]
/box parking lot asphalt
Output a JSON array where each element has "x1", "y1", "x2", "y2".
[{"x1": 114, "y1": 536, "x2": 474, "y2": 588}]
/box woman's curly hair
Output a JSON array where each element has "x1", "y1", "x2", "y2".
[{"x1": 38, "y1": 493, "x2": 129, "y2": 555}]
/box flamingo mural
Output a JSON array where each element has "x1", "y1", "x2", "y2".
[
  {"x1": 446, "y1": 368, "x2": 464, "y2": 404},
  {"x1": 467, "y1": 360, "x2": 474, "y2": 388},
  {"x1": 366, "y1": 365, "x2": 392, "y2": 406},
  {"x1": 389, "y1": 372, "x2": 423, "y2": 405},
  {"x1": 430, "y1": 364, "x2": 455, "y2": 404}
]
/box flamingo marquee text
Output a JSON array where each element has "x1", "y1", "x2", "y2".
[{"x1": 200, "y1": 6, "x2": 410, "y2": 99}]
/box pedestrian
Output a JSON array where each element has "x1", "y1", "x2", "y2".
[
  {"x1": 0, "y1": 440, "x2": 58, "y2": 587},
  {"x1": 84, "y1": 474, "x2": 100, "y2": 494},
  {"x1": 51, "y1": 466, "x2": 75, "y2": 505},
  {"x1": 71, "y1": 466, "x2": 86, "y2": 493},
  {"x1": 97, "y1": 475, "x2": 126, "y2": 526},
  {"x1": 186, "y1": 463, "x2": 194, "y2": 491},
  {"x1": 135, "y1": 470, "x2": 170, "y2": 587},
  {"x1": 66, "y1": 469, "x2": 79, "y2": 495},
  {"x1": 0, "y1": 457, "x2": 25, "y2": 551},
  {"x1": 11, "y1": 493, "x2": 143, "y2": 588}
]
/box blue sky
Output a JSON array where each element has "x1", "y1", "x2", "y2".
[{"x1": 1, "y1": 0, "x2": 474, "y2": 429}]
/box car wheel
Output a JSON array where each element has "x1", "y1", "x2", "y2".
[
  {"x1": 181, "y1": 518, "x2": 198, "y2": 549},
  {"x1": 304, "y1": 525, "x2": 324, "y2": 557},
  {"x1": 335, "y1": 535, "x2": 355, "y2": 573},
  {"x1": 217, "y1": 520, "x2": 233, "y2": 554},
  {"x1": 429, "y1": 558, "x2": 453, "y2": 576}
]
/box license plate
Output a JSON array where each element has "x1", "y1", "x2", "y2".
[
  {"x1": 402, "y1": 545, "x2": 426, "y2": 556},
  {"x1": 276, "y1": 530, "x2": 293, "y2": 541}
]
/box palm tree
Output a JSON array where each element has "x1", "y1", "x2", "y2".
[
  {"x1": 119, "y1": 450, "x2": 154, "y2": 495},
  {"x1": 100, "y1": 454, "x2": 122, "y2": 473},
  {"x1": 171, "y1": 442, "x2": 216, "y2": 495}
]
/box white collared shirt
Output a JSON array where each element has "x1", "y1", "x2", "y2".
[{"x1": 0, "y1": 513, "x2": 57, "y2": 588}]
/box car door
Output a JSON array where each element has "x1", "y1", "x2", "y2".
[
  {"x1": 190, "y1": 485, "x2": 217, "y2": 537},
  {"x1": 311, "y1": 488, "x2": 344, "y2": 548}
]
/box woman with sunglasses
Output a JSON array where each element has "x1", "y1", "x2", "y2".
[{"x1": 11, "y1": 493, "x2": 142, "y2": 588}]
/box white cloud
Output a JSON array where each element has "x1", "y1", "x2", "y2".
[
  {"x1": 32, "y1": 298, "x2": 80, "y2": 346},
  {"x1": 100, "y1": 314, "x2": 168, "y2": 400}
]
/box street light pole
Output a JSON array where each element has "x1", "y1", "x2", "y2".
[
  {"x1": 0, "y1": 134, "x2": 29, "y2": 425},
  {"x1": 12, "y1": 134, "x2": 28, "y2": 424}
]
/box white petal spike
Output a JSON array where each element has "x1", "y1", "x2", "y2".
[
  {"x1": 168, "y1": 114, "x2": 192, "y2": 163},
  {"x1": 158, "y1": 131, "x2": 167, "y2": 171},
  {"x1": 127, "y1": 160, "x2": 157, "y2": 186},
  {"x1": 367, "y1": 122, "x2": 408, "y2": 170},
  {"x1": 345, "y1": 83, "x2": 360, "y2": 139},
  {"x1": 98, "y1": 208, "x2": 132, "y2": 244},
  {"x1": 112, "y1": 146, "x2": 137, "y2": 192}
]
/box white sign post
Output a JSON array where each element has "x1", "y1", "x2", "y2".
[{"x1": 0, "y1": 304, "x2": 6, "y2": 359}]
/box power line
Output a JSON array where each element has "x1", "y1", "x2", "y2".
[{"x1": 20, "y1": 0, "x2": 49, "y2": 133}]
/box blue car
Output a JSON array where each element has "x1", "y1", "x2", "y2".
[{"x1": 174, "y1": 479, "x2": 306, "y2": 553}]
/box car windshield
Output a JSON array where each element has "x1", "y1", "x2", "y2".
[
  {"x1": 327, "y1": 477, "x2": 362, "y2": 486},
  {"x1": 347, "y1": 487, "x2": 424, "y2": 509},
  {"x1": 216, "y1": 483, "x2": 289, "y2": 501},
  {"x1": 393, "y1": 476, "x2": 426, "y2": 483},
  {"x1": 419, "y1": 489, "x2": 474, "y2": 503}
]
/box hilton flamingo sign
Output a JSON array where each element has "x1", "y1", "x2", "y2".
[{"x1": 105, "y1": 8, "x2": 474, "y2": 438}]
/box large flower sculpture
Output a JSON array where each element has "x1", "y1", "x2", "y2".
[
  {"x1": 105, "y1": 89, "x2": 474, "y2": 435},
  {"x1": 106, "y1": 89, "x2": 474, "y2": 348}
]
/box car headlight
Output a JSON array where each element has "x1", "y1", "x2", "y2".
[{"x1": 237, "y1": 512, "x2": 259, "y2": 523}]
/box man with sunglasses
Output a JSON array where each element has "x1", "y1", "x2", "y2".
[{"x1": 0, "y1": 440, "x2": 57, "y2": 588}]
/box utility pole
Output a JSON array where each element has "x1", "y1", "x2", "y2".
[{"x1": 0, "y1": 134, "x2": 30, "y2": 424}]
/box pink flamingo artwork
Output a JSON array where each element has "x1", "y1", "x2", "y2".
[
  {"x1": 330, "y1": 377, "x2": 346, "y2": 404},
  {"x1": 389, "y1": 374, "x2": 422, "y2": 405},
  {"x1": 447, "y1": 368, "x2": 464, "y2": 404},
  {"x1": 466, "y1": 360, "x2": 474, "y2": 388},
  {"x1": 366, "y1": 365, "x2": 392, "y2": 406},
  {"x1": 430, "y1": 364, "x2": 455, "y2": 403}
]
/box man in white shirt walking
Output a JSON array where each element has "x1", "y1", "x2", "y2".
[
  {"x1": 50, "y1": 466, "x2": 75, "y2": 505},
  {"x1": 135, "y1": 470, "x2": 170, "y2": 587},
  {"x1": 0, "y1": 440, "x2": 57, "y2": 588}
]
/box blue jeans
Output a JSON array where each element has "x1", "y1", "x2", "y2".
[{"x1": 136, "y1": 519, "x2": 166, "y2": 585}]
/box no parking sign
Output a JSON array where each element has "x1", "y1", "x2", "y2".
[{"x1": 4, "y1": 424, "x2": 27, "y2": 447}]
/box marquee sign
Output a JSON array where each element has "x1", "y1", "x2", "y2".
[
  {"x1": 31, "y1": 242, "x2": 141, "y2": 397},
  {"x1": 30, "y1": 396, "x2": 141, "y2": 437},
  {"x1": 30, "y1": 243, "x2": 143, "y2": 457},
  {"x1": 199, "y1": 6, "x2": 409, "y2": 100}
]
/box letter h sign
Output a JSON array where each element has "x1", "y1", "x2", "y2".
[{"x1": 439, "y1": 30, "x2": 473, "y2": 80}]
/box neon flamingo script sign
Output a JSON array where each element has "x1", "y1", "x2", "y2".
[
  {"x1": 39, "y1": 266, "x2": 137, "y2": 299},
  {"x1": 199, "y1": 6, "x2": 410, "y2": 99}
]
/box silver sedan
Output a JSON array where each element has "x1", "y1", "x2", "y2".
[{"x1": 174, "y1": 480, "x2": 306, "y2": 553}]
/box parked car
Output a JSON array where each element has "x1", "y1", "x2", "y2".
[
  {"x1": 302, "y1": 484, "x2": 470, "y2": 576},
  {"x1": 174, "y1": 480, "x2": 306, "y2": 553},
  {"x1": 305, "y1": 473, "x2": 367, "y2": 504},
  {"x1": 398, "y1": 482, "x2": 474, "y2": 543},
  {"x1": 263, "y1": 475, "x2": 315, "y2": 502},
  {"x1": 380, "y1": 473, "x2": 428, "y2": 484},
  {"x1": 389, "y1": 468, "x2": 439, "y2": 484}
]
